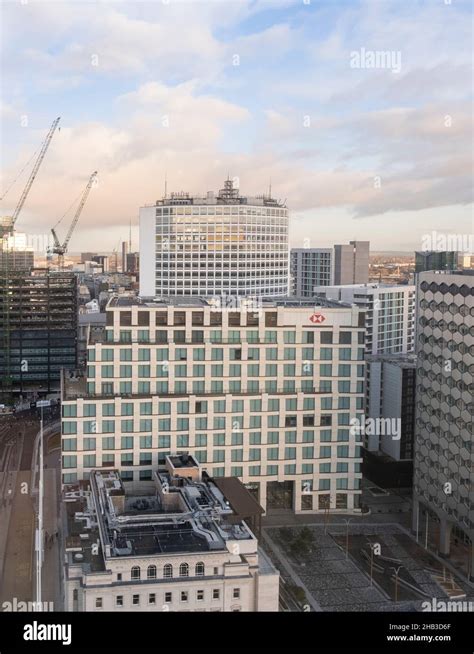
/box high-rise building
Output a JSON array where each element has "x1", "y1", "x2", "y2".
[
  {"x1": 313, "y1": 283, "x2": 415, "y2": 355},
  {"x1": 0, "y1": 232, "x2": 35, "y2": 271},
  {"x1": 61, "y1": 296, "x2": 366, "y2": 514},
  {"x1": 139, "y1": 179, "x2": 289, "y2": 298},
  {"x1": 121, "y1": 241, "x2": 128, "y2": 273},
  {"x1": 365, "y1": 354, "x2": 416, "y2": 458},
  {"x1": 290, "y1": 248, "x2": 333, "y2": 296},
  {"x1": 0, "y1": 268, "x2": 78, "y2": 394},
  {"x1": 412, "y1": 270, "x2": 473, "y2": 579},
  {"x1": 63, "y1": 464, "x2": 279, "y2": 612},
  {"x1": 333, "y1": 240, "x2": 370, "y2": 285},
  {"x1": 415, "y1": 250, "x2": 458, "y2": 274}
]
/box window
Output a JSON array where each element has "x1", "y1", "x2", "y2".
[
  {"x1": 163, "y1": 564, "x2": 173, "y2": 578},
  {"x1": 179, "y1": 563, "x2": 189, "y2": 577},
  {"x1": 197, "y1": 590, "x2": 204, "y2": 601},
  {"x1": 233, "y1": 588, "x2": 240, "y2": 599},
  {"x1": 195, "y1": 561, "x2": 205, "y2": 576},
  {"x1": 95, "y1": 598, "x2": 103, "y2": 608},
  {"x1": 164, "y1": 592, "x2": 172, "y2": 603},
  {"x1": 212, "y1": 589, "x2": 220, "y2": 600},
  {"x1": 116, "y1": 596, "x2": 124, "y2": 607},
  {"x1": 180, "y1": 591, "x2": 188, "y2": 602},
  {"x1": 132, "y1": 595, "x2": 140, "y2": 606},
  {"x1": 131, "y1": 566, "x2": 141, "y2": 580},
  {"x1": 148, "y1": 593, "x2": 156, "y2": 605},
  {"x1": 147, "y1": 565, "x2": 157, "y2": 579}
]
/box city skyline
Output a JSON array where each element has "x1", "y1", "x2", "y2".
[{"x1": 1, "y1": 0, "x2": 472, "y2": 253}]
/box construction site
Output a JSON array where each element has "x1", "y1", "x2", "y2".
[{"x1": 0, "y1": 117, "x2": 96, "y2": 401}]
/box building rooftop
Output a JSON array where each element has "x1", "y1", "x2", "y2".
[
  {"x1": 143, "y1": 178, "x2": 286, "y2": 209},
  {"x1": 108, "y1": 295, "x2": 357, "y2": 310},
  {"x1": 63, "y1": 460, "x2": 261, "y2": 565}
]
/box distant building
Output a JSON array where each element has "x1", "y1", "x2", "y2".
[
  {"x1": 139, "y1": 178, "x2": 289, "y2": 298},
  {"x1": 121, "y1": 241, "x2": 128, "y2": 273},
  {"x1": 0, "y1": 268, "x2": 77, "y2": 394},
  {"x1": 313, "y1": 283, "x2": 415, "y2": 355},
  {"x1": 290, "y1": 248, "x2": 333, "y2": 296},
  {"x1": 81, "y1": 252, "x2": 97, "y2": 264},
  {"x1": 91, "y1": 255, "x2": 109, "y2": 273},
  {"x1": 412, "y1": 270, "x2": 474, "y2": 579},
  {"x1": 126, "y1": 252, "x2": 139, "y2": 274},
  {"x1": 334, "y1": 240, "x2": 369, "y2": 285},
  {"x1": 63, "y1": 463, "x2": 279, "y2": 611},
  {"x1": 415, "y1": 250, "x2": 458, "y2": 273}
]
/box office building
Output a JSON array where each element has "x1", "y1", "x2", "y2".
[
  {"x1": 63, "y1": 463, "x2": 278, "y2": 612},
  {"x1": 415, "y1": 251, "x2": 458, "y2": 274},
  {"x1": 313, "y1": 283, "x2": 415, "y2": 355},
  {"x1": 365, "y1": 354, "x2": 416, "y2": 458},
  {"x1": 139, "y1": 179, "x2": 289, "y2": 298},
  {"x1": 61, "y1": 296, "x2": 366, "y2": 514},
  {"x1": 333, "y1": 241, "x2": 369, "y2": 285},
  {"x1": 0, "y1": 268, "x2": 77, "y2": 394},
  {"x1": 412, "y1": 270, "x2": 473, "y2": 579},
  {"x1": 290, "y1": 248, "x2": 333, "y2": 296}
]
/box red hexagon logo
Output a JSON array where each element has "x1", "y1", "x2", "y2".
[{"x1": 309, "y1": 313, "x2": 325, "y2": 324}]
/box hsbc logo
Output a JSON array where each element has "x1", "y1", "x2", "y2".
[{"x1": 309, "y1": 313, "x2": 325, "y2": 324}]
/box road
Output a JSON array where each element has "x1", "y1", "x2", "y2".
[{"x1": 0, "y1": 411, "x2": 61, "y2": 608}]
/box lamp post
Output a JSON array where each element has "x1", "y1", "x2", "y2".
[
  {"x1": 391, "y1": 565, "x2": 403, "y2": 603},
  {"x1": 343, "y1": 518, "x2": 352, "y2": 560},
  {"x1": 369, "y1": 543, "x2": 376, "y2": 587}
]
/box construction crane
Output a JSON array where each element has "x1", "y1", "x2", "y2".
[
  {"x1": 50, "y1": 171, "x2": 97, "y2": 268},
  {"x1": 0, "y1": 116, "x2": 61, "y2": 238}
]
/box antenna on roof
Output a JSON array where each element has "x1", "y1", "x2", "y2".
[
  {"x1": 268, "y1": 178, "x2": 272, "y2": 199},
  {"x1": 164, "y1": 172, "x2": 168, "y2": 199}
]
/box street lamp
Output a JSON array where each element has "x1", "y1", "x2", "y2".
[
  {"x1": 343, "y1": 518, "x2": 352, "y2": 560},
  {"x1": 369, "y1": 543, "x2": 376, "y2": 587},
  {"x1": 391, "y1": 565, "x2": 403, "y2": 603}
]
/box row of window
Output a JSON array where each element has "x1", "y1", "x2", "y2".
[
  {"x1": 89, "y1": 346, "x2": 363, "y2": 362},
  {"x1": 64, "y1": 393, "x2": 362, "y2": 418},
  {"x1": 101, "y1": 586, "x2": 238, "y2": 608}
]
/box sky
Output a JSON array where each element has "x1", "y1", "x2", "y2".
[{"x1": 0, "y1": 0, "x2": 473, "y2": 253}]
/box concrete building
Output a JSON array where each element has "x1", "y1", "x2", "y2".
[
  {"x1": 365, "y1": 354, "x2": 416, "y2": 458},
  {"x1": 139, "y1": 178, "x2": 289, "y2": 298},
  {"x1": 415, "y1": 251, "x2": 458, "y2": 274},
  {"x1": 0, "y1": 268, "x2": 77, "y2": 394},
  {"x1": 290, "y1": 248, "x2": 333, "y2": 296},
  {"x1": 333, "y1": 241, "x2": 369, "y2": 285},
  {"x1": 412, "y1": 270, "x2": 473, "y2": 579},
  {"x1": 63, "y1": 462, "x2": 279, "y2": 612},
  {"x1": 313, "y1": 283, "x2": 415, "y2": 355},
  {"x1": 61, "y1": 296, "x2": 366, "y2": 514}
]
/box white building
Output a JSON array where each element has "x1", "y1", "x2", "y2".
[
  {"x1": 139, "y1": 178, "x2": 289, "y2": 298},
  {"x1": 313, "y1": 283, "x2": 415, "y2": 355},
  {"x1": 61, "y1": 296, "x2": 366, "y2": 514},
  {"x1": 63, "y1": 461, "x2": 279, "y2": 612},
  {"x1": 365, "y1": 354, "x2": 416, "y2": 457},
  {"x1": 290, "y1": 248, "x2": 333, "y2": 296}
]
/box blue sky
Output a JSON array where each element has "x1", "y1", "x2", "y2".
[{"x1": 1, "y1": 0, "x2": 472, "y2": 252}]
